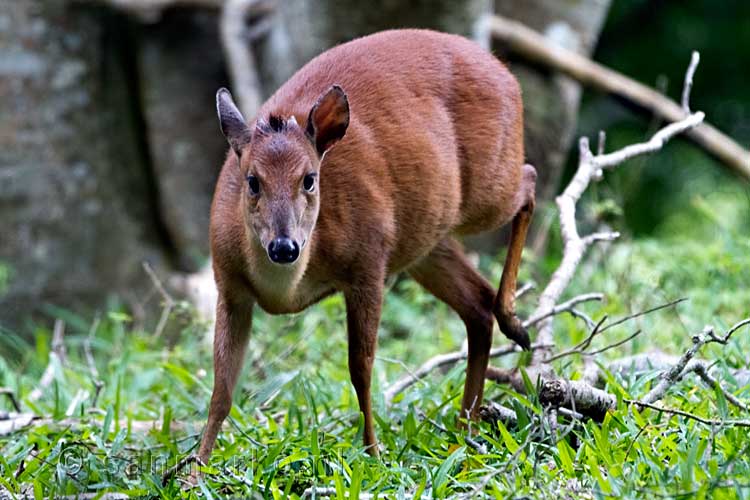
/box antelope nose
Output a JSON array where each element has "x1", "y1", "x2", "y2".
[{"x1": 267, "y1": 237, "x2": 300, "y2": 264}]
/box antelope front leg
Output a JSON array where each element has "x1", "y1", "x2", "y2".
[
  {"x1": 344, "y1": 283, "x2": 384, "y2": 456},
  {"x1": 196, "y1": 295, "x2": 253, "y2": 466}
]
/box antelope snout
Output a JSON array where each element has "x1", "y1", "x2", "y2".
[{"x1": 267, "y1": 237, "x2": 300, "y2": 264}]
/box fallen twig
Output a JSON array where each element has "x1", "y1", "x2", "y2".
[
  {"x1": 523, "y1": 292, "x2": 604, "y2": 328},
  {"x1": 162, "y1": 454, "x2": 204, "y2": 486},
  {"x1": 625, "y1": 399, "x2": 750, "y2": 428},
  {"x1": 384, "y1": 341, "x2": 551, "y2": 405},
  {"x1": 642, "y1": 321, "x2": 750, "y2": 406}
]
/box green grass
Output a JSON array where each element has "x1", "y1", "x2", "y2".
[{"x1": 1, "y1": 189, "x2": 749, "y2": 499}]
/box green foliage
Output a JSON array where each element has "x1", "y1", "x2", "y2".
[{"x1": 1, "y1": 189, "x2": 749, "y2": 498}]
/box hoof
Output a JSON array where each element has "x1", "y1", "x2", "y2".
[{"x1": 497, "y1": 313, "x2": 531, "y2": 351}]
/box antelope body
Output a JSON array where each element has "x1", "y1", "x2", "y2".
[{"x1": 198, "y1": 29, "x2": 536, "y2": 463}]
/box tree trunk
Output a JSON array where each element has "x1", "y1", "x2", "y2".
[
  {"x1": 136, "y1": 9, "x2": 227, "y2": 271},
  {"x1": 255, "y1": 0, "x2": 492, "y2": 100},
  {"x1": 0, "y1": 1, "x2": 172, "y2": 328}
]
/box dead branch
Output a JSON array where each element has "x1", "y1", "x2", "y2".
[
  {"x1": 528, "y1": 106, "x2": 701, "y2": 365},
  {"x1": 383, "y1": 341, "x2": 552, "y2": 406},
  {"x1": 642, "y1": 321, "x2": 750, "y2": 406},
  {"x1": 478, "y1": 401, "x2": 518, "y2": 427},
  {"x1": 385, "y1": 290, "x2": 607, "y2": 405},
  {"x1": 544, "y1": 297, "x2": 686, "y2": 364},
  {"x1": 681, "y1": 51, "x2": 700, "y2": 113},
  {"x1": 0, "y1": 413, "x2": 36, "y2": 436},
  {"x1": 476, "y1": 50, "x2": 750, "y2": 426},
  {"x1": 488, "y1": 14, "x2": 750, "y2": 179},
  {"x1": 625, "y1": 400, "x2": 750, "y2": 428},
  {"x1": 523, "y1": 292, "x2": 604, "y2": 327},
  {"x1": 539, "y1": 379, "x2": 616, "y2": 421},
  {"x1": 28, "y1": 319, "x2": 66, "y2": 403},
  {"x1": 515, "y1": 281, "x2": 535, "y2": 299},
  {"x1": 598, "y1": 298, "x2": 688, "y2": 334},
  {"x1": 162, "y1": 454, "x2": 203, "y2": 486}
]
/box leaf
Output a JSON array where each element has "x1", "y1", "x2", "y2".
[
  {"x1": 350, "y1": 461, "x2": 363, "y2": 500},
  {"x1": 101, "y1": 405, "x2": 113, "y2": 442},
  {"x1": 433, "y1": 446, "x2": 465, "y2": 496},
  {"x1": 557, "y1": 439, "x2": 576, "y2": 476}
]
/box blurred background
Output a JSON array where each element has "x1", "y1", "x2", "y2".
[{"x1": 1, "y1": 0, "x2": 748, "y2": 334}]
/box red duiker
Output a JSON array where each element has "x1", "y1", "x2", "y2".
[{"x1": 198, "y1": 29, "x2": 535, "y2": 463}]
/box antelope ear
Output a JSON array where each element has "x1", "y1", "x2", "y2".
[
  {"x1": 306, "y1": 85, "x2": 349, "y2": 156},
  {"x1": 216, "y1": 88, "x2": 251, "y2": 155}
]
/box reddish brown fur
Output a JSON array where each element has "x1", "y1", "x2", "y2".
[{"x1": 197, "y1": 29, "x2": 536, "y2": 464}]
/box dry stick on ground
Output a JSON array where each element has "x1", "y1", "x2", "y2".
[
  {"x1": 544, "y1": 297, "x2": 687, "y2": 363},
  {"x1": 640, "y1": 320, "x2": 750, "y2": 408},
  {"x1": 624, "y1": 399, "x2": 750, "y2": 428},
  {"x1": 488, "y1": 14, "x2": 750, "y2": 179},
  {"x1": 161, "y1": 454, "x2": 204, "y2": 486},
  {"x1": 382, "y1": 292, "x2": 602, "y2": 405},
  {"x1": 28, "y1": 319, "x2": 67, "y2": 402}
]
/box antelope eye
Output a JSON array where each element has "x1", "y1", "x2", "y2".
[
  {"x1": 247, "y1": 175, "x2": 260, "y2": 195},
  {"x1": 303, "y1": 173, "x2": 316, "y2": 192}
]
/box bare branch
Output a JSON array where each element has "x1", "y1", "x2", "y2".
[
  {"x1": 595, "y1": 112, "x2": 705, "y2": 169},
  {"x1": 162, "y1": 454, "x2": 204, "y2": 486},
  {"x1": 523, "y1": 293, "x2": 603, "y2": 328},
  {"x1": 543, "y1": 315, "x2": 608, "y2": 363},
  {"x1": 529, "y1": 100, "x2": 702, "y2": 365},
  {"x1": 642, "y1": 321, "x2": 750, "y2": 405},
  {"x1": 384, "y1": 341, "x2": 552, "y2": 405},
  {"x1": 626, "y1": 399, "x2": 750, "y2": 428},
  {"x1": 515, "y1": 281, "x2": 536, "y2": 299},
  {"x1": 599, "y1": 297, "x2": 687, "y2": 333},
  {"x1": 596, "y1": 130, "x2": 606, "y2": 157},
  {"x1": 488, "y1": 15, "x2": 750, "y2": 179},
  {"x1": 692, "y1": 363, "x2": 749, "y2": 412},
  {"x1": 586, "y1": 330, "x2": 642, "y2": 356},
  {"x1": 479, "y1": 401, "x2": 518, "y2": 427},
  {"x1": 539, "y1": 378, "x2": 616, "y2": 421},
  {"x1": 682, "y1": 51, "x2": 700, "y2": 113}
]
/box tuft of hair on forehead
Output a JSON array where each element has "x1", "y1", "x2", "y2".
[{"x1": 256, "y1": 114, "x2": 299, "y2": 136}]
